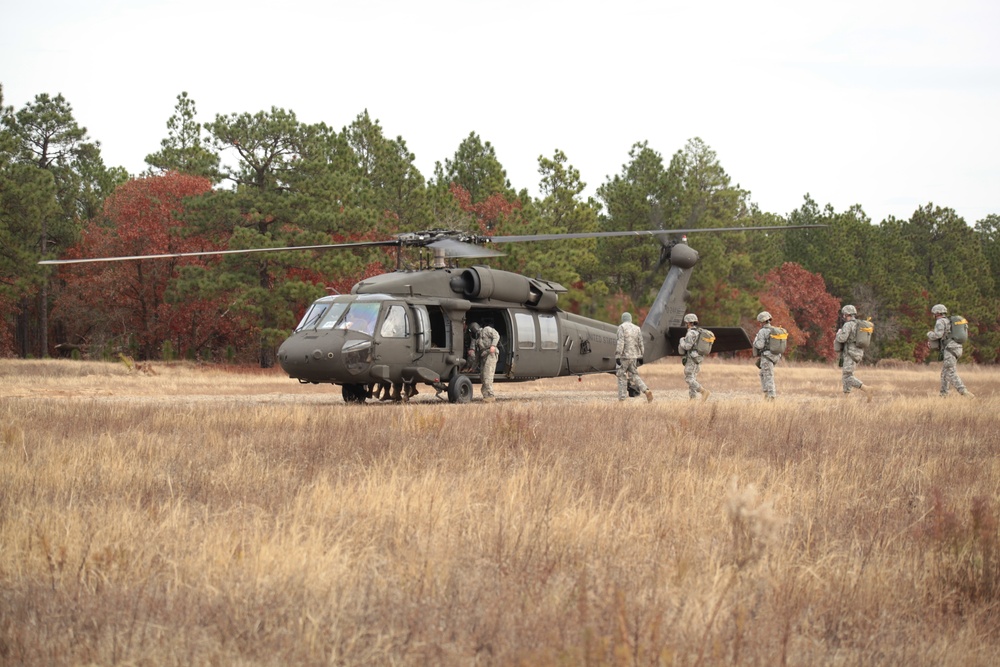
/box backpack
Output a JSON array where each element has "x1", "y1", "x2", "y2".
[
  {"x1": 854, "y1": 318, "x2": 874, "y2": 349},
  {"x1": 695, "y1": 328, "x2": 716, "y2": 355},
  {"x1": 767, "y1": 326, "x2": 788, "y2": 355},
  {"x1": 949, "y1": 315, "x2": 969, "y2": 344}
]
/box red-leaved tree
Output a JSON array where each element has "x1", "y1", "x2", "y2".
[
  {"x1": 759, "y1": 262, "x2": 840, "y2": 361},
  {"x1": 753, "y1": 295, "x2": 807, "y2": 354},
  {"x1": 449, "y1": 183, "x2": 522, "y2": 234},
  {"x1": 52, "y1": 172, "x2": 253, "y2": 360}
]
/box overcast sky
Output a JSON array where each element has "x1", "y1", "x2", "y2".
[{"x1": 3, "y1": 0, "x2": 998, "y2": 225}]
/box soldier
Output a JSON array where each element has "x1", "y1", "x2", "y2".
[
  {"x1": 616, "y1": 312, "x2": 653, "y2": 403},
  {"x1": 926, "y1": 304, "x2": 974, "y2": 398},
  {"x1": 677, "y1": 313, "x2": 711, "y2": 400},
  {"x1": 834, "y1": 304, "x2": 870, "y2": 400},
  {"x1": 469, "y1": 322, "x2": 501, "y2": 403},
  {"x1": 752, "y1": 311, "x2": 781, "y2": 400}
]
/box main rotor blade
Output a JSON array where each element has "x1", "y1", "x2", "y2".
[
  {"x1": 38, "y1": 224, "x2": 826, "y2": 265},
  {"x1": 38, "y1": 240, "x2": 398, "y2": 265},
  {"x1": 488, "y1": 224, "x2": 824, "y2": 243}
]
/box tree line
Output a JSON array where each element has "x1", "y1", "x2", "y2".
[{"x1": 2, "y1": 87, "x2": 998, "y2": 366}]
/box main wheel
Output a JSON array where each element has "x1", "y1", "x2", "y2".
[
  {"x1": 447, "y1": 374, "x2": 473, "y2": 404},
  {"x1": 342, "y1": 383, "x2": 368, "y2": 404}
]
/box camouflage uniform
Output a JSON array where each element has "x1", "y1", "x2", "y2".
[
  {"x1": 616, "y1": 313, "x2": 651, "y2": 402},
  {"x1": 752, "y1": 318, "x2": 781, "y2": 399},
  {"x1": 927, "y1": 315, "x2": 968, "y2": 397},
  {"x1": 834, "y1": 317, "x2": 865, "y2": 394},
  {"x1": 475, "y1": 324, "x2": 501, "y2": 400},
  {"x1": 678, "y1": 326, "x2": 706, "y2": 399}
]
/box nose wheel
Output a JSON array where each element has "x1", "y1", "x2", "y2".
[
  {"x1": 342, "y1": 383, "x2": 368, "y2": 404},
  {"x1": 447, "y1": 375, "x2": 473, "y2": 404}
]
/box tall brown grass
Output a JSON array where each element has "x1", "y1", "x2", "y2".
[{"x1": 1, "y1": 358, "x2": 998, "y2": 665}]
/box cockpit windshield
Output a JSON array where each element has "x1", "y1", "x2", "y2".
[
  {"x1": 295, "y1": 300, "x2": 349, "y2": 332},
  {"x1": 335, "y1": 301, "x2": 380, "y2": 336},
  {"x1": 296, "y1": 302, "x2": 328, "y2": 331},
  {"x1": 294, "y1": 296, "x2": 389, "y2": 335}
]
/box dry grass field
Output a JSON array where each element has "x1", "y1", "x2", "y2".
[{"x1": 2, "y1": 357, "x2": 999, "y2": 666}]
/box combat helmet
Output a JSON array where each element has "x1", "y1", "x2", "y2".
[
  {"x1": 683, "y1": 313, "x2": 699, "y2": 324},
  {"x1": 757, "y1": 311, "x2": 772, "y2": 323},
  {"x1": 469, "y1": 322, "x2": 482, "y2": 335},
  {"x1": 841, "y1": 305, "x2": 857, "y2": 316},
  {"x1": 621, "y1": 312, "x2": 632, "y2": 323},
  {"x1": 931, "y1": 304, "x2": 948, "y2": 315}
]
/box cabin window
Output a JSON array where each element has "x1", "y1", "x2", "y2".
[
  {"x1": 413, "y1": 305, "x2": 450, "y2": 351},
  {"x1": 426, "y1": 306, "x2": 449, "y2": 348},
  {"x1": 380, "y1": 305, "x2": 409, "y2": 338},
  {"x1": 515, "y1": 312, "x2": 536, "y2": 349},
  {"x1": 539, "y1": 314, "x2": 558, "y2": 350}
]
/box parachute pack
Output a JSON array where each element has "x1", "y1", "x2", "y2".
[
  {"x1": 854, "y1": 318, "x2": 874, "y2": 349},
  {"x1": 695, "y1": 328, "x2": 716, "y2": 355},
  {"x1": 949, "y1": 315, "x2": 969, "y2": 344},
  {"x1": 767, "y1": 326, "x2": 788, "y2": 355}
]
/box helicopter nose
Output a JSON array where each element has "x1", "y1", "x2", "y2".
[
  {"x1": 277, "y1": 331, "x2": 373, "y2": 383},
  {"x1": 278, "y1": 334, "x2": 344, "y2": 381}
]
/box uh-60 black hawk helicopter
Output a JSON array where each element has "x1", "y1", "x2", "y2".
[{"x1": 41, "y1": 225, "x2": 817, "y2": 404}]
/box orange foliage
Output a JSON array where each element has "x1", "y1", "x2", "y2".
[
  {"x1": 54, "y1": 172, "x2": 251, "y2": 359},
  {"x1": 757, "y1": 295, "x2": 807, "y2": 349},
  {"x1": 449, "y1": 183, "x2": 522, "y2": 233},
  {"x1": 760, "y1": 262, "x2": 840, "y2": 361}
]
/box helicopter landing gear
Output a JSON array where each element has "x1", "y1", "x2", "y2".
[
  {"x1": 447, "y1": 374, "x2": 473, "y2": 404},
  {"x1": 342, "y1": 383, "x2": 368, "y2": 404}
]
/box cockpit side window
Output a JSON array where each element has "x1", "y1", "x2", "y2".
[{"x1": 380, "y1": 305, "x2": 409, "y2": 338}]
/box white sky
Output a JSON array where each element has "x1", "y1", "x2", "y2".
[{"x1": 2, "y1": 0, "x2": 998, "y2": 224}]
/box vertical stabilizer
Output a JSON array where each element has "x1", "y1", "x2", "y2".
[{"x1": 641, "y1": 241, "x2": 699, "y2": 362}]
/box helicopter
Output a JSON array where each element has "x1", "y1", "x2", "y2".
[{"x1": 40, "y1": 225, "x2": 818, "y2": 403}]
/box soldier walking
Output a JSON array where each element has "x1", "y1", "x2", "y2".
[
  {"x1": 834, "y1": 305, "x2": 870, "y2": 399},
  {"x1": 616, "y1": 312, "x2": 653, "y2": 402},
  {"x1": 752, "y1": 311, "x2": 782, "y2": 400},
  {"x1": 677, "y1": 313, "x2": 711, "y2": 400},
  {"x1": 926, "y1": 304, "x2": 974, "y2": 398}
]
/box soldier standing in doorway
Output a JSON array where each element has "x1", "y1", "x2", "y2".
[{"x1": 469, "y1": 322, "x2": 500, "y2": 403}]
